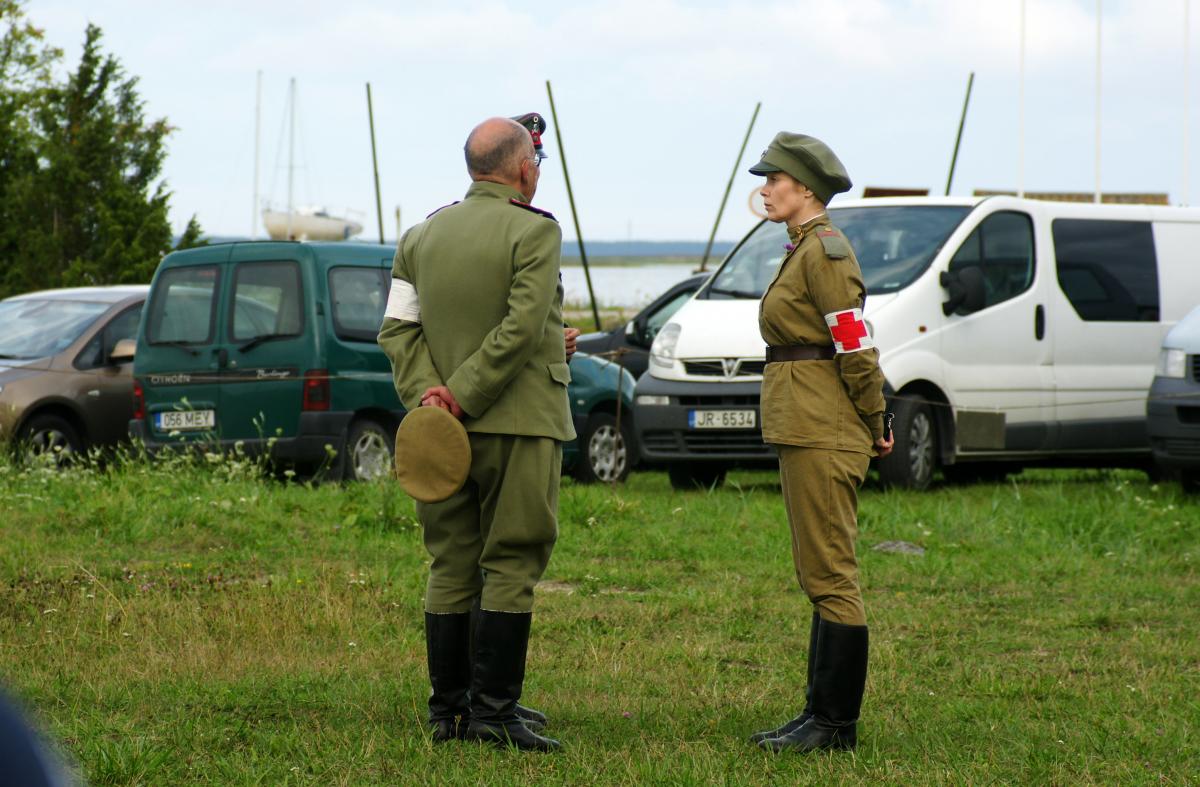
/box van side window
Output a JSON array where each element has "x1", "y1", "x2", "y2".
[
  {"x1": 329, "y1": 267, "x2": 389, "y2": 342},
  {"x1": 231, "y1": 261, "x2": 303, "y2": 340},
  {"x1": 947, "y1": 211, "x2": 1035, "y2": 310},
  {"x1": 147, "y1": 266, "x2": 219, "y2": 345},
  {"x1": 1052, "y1": 219, "x2": 1159, "y2": 321}
]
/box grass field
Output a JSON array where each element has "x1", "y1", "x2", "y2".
[{"x1": 1, "y1": 453, "x2": 1197, "y2": 785}]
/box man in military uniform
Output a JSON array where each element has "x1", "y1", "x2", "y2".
[
  {"x1": 746, "y1": 132, "x2": 894, "y2": 753},
  {"x1": 378, "y1": 115, "x2": 573, "y2": 752}
]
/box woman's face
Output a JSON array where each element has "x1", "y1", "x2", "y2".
[{"x1": 760, "y1": 172, "x2": 812, "y2": 225}]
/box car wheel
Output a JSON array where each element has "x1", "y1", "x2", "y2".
[
  {"x1": 668, "y1": 462, "x2": 727, "y2": 491},
  {"x1": 19, "y1": 414, "x2": 83, "y2": 464},
  {"x1": 342, "y1": 419, "x2": 393, "y2": 482},
  {"x1": 878, "y1": 396, "x2": 936, "y2": 490},
  {"x1": 1182, "y1": 469, "x2": 1200, "y2": 495},
  {"x1": 574, "y1": 412, "x2": 632, "y2": 484}
]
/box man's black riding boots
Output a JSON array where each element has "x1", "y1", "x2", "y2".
[
  {"x1": 760, "y1": 617, "x2": 868, "y2": 753},
  {"x1": 425, "y1": 612, "x2": 472, "y2": 742},
  {"x1": 466, "y1": 610, "x2": 561, "y2": 751},
  {"x1": 749, "y1": 610, "x2": 821, "y2": 744},
  {"x1": 469, "y1": 597, "x2": 547, "y2": 731}
]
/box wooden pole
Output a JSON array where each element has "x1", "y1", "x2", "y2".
[
  {"x1": 366, "y1": 83, "x2": 385, "y2": 244},
  {"x1": 545, "y1": 80, "x2": 601, "y2": 330},
  {"x1": 700, "y1": 101, "x2": 761, "y2": 272},
  {"x1": 945, "y1": 72, "x2": 974, "y2": 196}
]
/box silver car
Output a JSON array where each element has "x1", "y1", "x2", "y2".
[{"x1": 0, "y1": 286, "x2": 147, "y2": 457}]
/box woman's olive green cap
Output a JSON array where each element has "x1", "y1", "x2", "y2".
[
  {"x1": 748, "y1": 132, "x2": 852, "y2": 205},
  {"x1": 394, "y1": 406, "x2": 471, "y2": 503}
]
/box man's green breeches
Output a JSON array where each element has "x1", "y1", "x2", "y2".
[{"x1": 417, "y1": 433, "x2": 561, "y2": 614}]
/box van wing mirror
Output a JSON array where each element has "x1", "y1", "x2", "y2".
[
  {"x1": 940, "y1": 267, "x2": 986, "y2": 316},
  {"x1": 627, "y1": 316, "x2": 650, "y2": 348},
  {"x1": 109, "y1": 338, "x2": 137, "y2": 364}
]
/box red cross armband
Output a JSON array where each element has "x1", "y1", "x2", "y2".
[{"x1": 824, "y1": 308, "x2": 873, "y2": 353}]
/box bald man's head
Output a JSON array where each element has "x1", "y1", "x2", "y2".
[{"x1": 464, "y1": 117, "x2": 534, "y2": 182}]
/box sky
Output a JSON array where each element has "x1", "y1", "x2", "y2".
[{"x1": 28, "y1": 0, "x2": 1200, "y2": 245}]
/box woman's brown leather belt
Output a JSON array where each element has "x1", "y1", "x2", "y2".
[{"x1": 765, "y1": 344, "x2": 836, "y2": 362}]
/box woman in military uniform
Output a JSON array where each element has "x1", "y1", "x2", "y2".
[{"x1": 746, "y1": 132, "x2": 893, "y2": 753}]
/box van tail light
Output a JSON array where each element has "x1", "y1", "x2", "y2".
[
  {"x1": 303, "y1": 369, "x2": 331, "y2": 412},
  {"x1": 132, "y1": 378, "x2": 146, "y2": 420}
]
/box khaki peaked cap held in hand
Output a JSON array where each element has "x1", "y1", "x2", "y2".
[
  {"x1": 749, "y1": 132, "x2": 852, "y2": 205},
  {"x1": 394, "y1": 406, "x2": 471, "y2": 503}
]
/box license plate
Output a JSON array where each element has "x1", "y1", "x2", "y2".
[
  {"x1": 156, "y1": 409, "x2": 216, "y2": 431},
  {"x1": 688, "y1": 409, "x2": 756, "y2": 429}
]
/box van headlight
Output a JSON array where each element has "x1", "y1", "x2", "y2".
[
  {"x1": 1156, "y1": 348, "x2": 1187, "y2": 379},
  {"x1": 650, "y1": 323, "x2": 681, "y2": 369}
]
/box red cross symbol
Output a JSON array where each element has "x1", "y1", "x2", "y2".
[{"x1": 827, "y1": 309, "x2": 869, "y2": 352}]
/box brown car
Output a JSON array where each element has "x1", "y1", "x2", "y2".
[{"x1": 0, "y1": 285, "x2": 147, "y2": 457}]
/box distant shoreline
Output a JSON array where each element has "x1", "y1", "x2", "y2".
[{"x1": 560, "y1": 256, "x2": 708, "y2": 268}]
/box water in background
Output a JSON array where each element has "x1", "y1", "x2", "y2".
[{"x1": 560, "y1": 263, "x2": 700, "y2": 308}]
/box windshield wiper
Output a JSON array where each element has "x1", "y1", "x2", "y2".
[
  {"x1": 154, "y1": 340, "x2": 199, "y2": 356},
  {"x1": 708, "y1": 286, "x2": 762, "y2": 299},
  {"x1": 238, "y1": 333, "x2": 288, "y2": 353}
]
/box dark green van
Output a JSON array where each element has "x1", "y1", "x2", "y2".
[
  {"x1": 130, "y1": 240, "x2": 642, "y2": 484},
  {"x1": 130, "y1": 241, "x2": 400, "y2": 480}
]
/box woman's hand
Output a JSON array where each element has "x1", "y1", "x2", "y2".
[{"x1": 874, "y1": 433, "x2": 894, "y2": 458}]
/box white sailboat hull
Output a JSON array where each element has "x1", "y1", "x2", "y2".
[{"x1": 262, "y1": 209, "x2": 363, "y2": 241}]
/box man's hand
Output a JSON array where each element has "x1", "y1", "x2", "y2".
[
  {"x1": 874, "y1": 433, "x2": 894, "y2": 458},
  {"x1": 420, "y1": 385, "x2": 464, "y2": 419},
  {"x1": 564, "y1": 326, "x2": 580, "y2": 361}
]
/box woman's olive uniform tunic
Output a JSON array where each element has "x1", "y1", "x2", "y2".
[{"x1": 759, "y1": 212, "x2": 886, "y2": 626}]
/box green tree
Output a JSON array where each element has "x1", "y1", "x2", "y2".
[
  {"x1": 0, "y1": 0, "x2": 60, "y2": 289},
  {"x1": 175, "y1": 214, "x2": 208, "y2": 250},
  {"x1": 1, "y1": 19, "x2": 197, "y2": 297}
]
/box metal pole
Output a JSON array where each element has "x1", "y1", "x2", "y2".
[
  {"x1": 253, "y1": 70, "x2": 262, "y2": 239},
  {"x1": 545, "y1": 80, "x2": 601, "y2": 330},
  {"x1": 395, "y1": 205, "x2": 402, "y2": 240},
  {"x1": 700, "y1": 101, "x2": 761, "y2": 272},
  {"x1": 1185, "y1": 0, "x2": 1192, "y2": 206},
  {"x1": 1018, "y1": 0, "x2": 1026, "y2": 197},
  {"x1": 286, "y1": 77, "x2": 295, "y2": 239},
  {"x1": 366, "y1": 83, "x2": 385, "y2": 244},
  {"x1": 945, "y1": 72, "x2": 974, "y2": 196},
  {"x1": 1095, "y1": 0, "x2": 1102, "y2": 203}
]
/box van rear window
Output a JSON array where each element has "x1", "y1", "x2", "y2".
[
  {"x1": 329, "y1": 267, "x2": 389, "y2": 342},
  {"x1": 1052, "y1": 219, "x2": 1159, "y2": 322},
  {"x1": 146, "y1": 266, "x2": 219, "y2": 345}
]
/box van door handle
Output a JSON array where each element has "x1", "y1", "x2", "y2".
[
  {"x1": 214, "y1": 348, "x2": 229, "y2": 368},
  {"x1": 1034, "y1": 304, "x2": 1045, "y2": 341}
]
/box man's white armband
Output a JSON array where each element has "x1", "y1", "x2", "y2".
[{"x1": 384, "y1": 278, "x2": 421, "y2": 323}]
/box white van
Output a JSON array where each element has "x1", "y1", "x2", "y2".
[
  {"x1": 633, "y1": 195, "x2": 1200, "y2": 489},
  {"x1": 1147, "y1": 304, "x2": 1200, "y2": 492}
]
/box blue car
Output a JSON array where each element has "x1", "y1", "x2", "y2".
[{"x1": 563, "y1": 352, "x2": 638, "y2": 483}]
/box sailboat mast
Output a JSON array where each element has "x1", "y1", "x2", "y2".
[
  {"x1": 253, "y1": 70, "x2": 262, "y2": 239},
  {"x1": 286, "y1": 77, "x2": 296, "y2": 240}
]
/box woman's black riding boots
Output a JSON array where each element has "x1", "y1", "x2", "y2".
[
  {"x1": 465, "y1": 610, "x2": 561, "y2": 752},
  {"x1": 759, "y1": 617, "x2": 869, "y2": 753},
  {"x1": 424, "y1": 612, "x2": 472, "y2": 742},
  {"x1": 749, "y1": 610, "x2": 821, "y2": 744}
]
